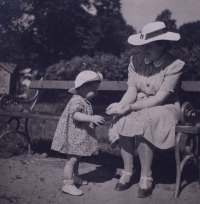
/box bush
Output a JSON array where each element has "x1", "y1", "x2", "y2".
[{"x1": 44, "y1": 51, "x2": 138, "y2": 81}]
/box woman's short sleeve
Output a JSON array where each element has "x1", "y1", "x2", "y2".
[
  {"x1": 159, "y1": 59, "x2": 185, "y2": 92},
  {"x1": 127, "y1": 56, "x2": 138, "y2": 87}
]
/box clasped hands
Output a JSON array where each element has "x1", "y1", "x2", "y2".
[{"x1": 105, "y1": 102, "x2": 131, "y2": 116}]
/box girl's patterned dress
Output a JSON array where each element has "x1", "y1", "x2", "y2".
[
  {"x1": 51, "y1": 95, "x2": 98, "y2": 156},
  {"x1": 109, "y1": 52, "x2": 185, "y2": 149}
]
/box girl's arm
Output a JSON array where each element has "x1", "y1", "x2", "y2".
[{"x1": 73, "y1": 112, "x2": 105, "y2": 126}]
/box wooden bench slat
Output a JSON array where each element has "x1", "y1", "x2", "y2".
[
  {"x1": 181, "y1": 81, "x2": 200, "y2": 92},
  {"x1": 30, "y1": 80, "x2": 200, "y2": 92},
  {"x1": 175, "y1": 125, "x2": 200, "y2": 134},
  {"x1": 30, "y1": 80, "x2": 128, "y2": 91},
  {"x1": 0, "y1": 110, "x2": 60, "y2": 121},
  {"x1": 2, "y1": 107, "x2": 200, "y2": 134},
  {"x1": 29, "y1": 80, "x2": 74, "y2": 90}
]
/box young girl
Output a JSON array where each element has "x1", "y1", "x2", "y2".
[{"x1": 51, "y1": 70, "x2": 105, "y2": 196}]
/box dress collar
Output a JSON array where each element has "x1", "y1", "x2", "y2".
[
  {"x1": 74, "y1": 94, "x2": 91, "y2": 105},
  {"x1": 144, "y1": 52, "x2": 168, "y2": 67}
]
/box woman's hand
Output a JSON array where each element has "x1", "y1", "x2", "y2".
[
  {"x1": 106, "y1": 103, "x2": 123, "y2": 115},
  {"x1": 106, "y1": 103, "x2": 120, "y2": 112},
  {"x1": 106, "y1": 103, "x2": 131, "y2": 116}
]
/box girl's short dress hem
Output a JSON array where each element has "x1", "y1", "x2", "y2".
[{"x1": 51, "y1": 95, "x2": 98, "y2": 156}]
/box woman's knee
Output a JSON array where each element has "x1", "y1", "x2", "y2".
[
  {"x1": 137, "y1": 136, "x2": 155, "y2": 152},
  {"x1": 119, "y1": 135, "x2": 135, "y2": 153}
]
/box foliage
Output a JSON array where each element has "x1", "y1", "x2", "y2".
[
  {"x1": 155, "y1": 10, "x2": 200, "y2": 81},
  {"x1": 44, "y1": 51, "x2": 136, "y2": 81},
  {"x1": 0, "y1": 2, "x2": 199, "y2": 81},
  {"x1": 0, "y1": 0, "x2": 135, "y2": 70},
  {"x1": 155, "y1": 9, "x2": 177, "y2": 31},
  {"x1": 173, "y1": 21, "x2": 200, "y2": 80}
]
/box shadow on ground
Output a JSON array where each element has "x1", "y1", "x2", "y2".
[
  {"x1": 0, "y1": 138, "x2": 199, "y2": 194},
  {"x1": 80, "y1": 164, "x2": 117, "y2": 183}
]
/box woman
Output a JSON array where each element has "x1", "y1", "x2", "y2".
[{"x1": 106, "y1": 21, "x2": 185, "y2": 198}]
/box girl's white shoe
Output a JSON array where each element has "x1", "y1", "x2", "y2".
[{"x1": 62, "y1": 179, "x2": 83, "y2": 196}]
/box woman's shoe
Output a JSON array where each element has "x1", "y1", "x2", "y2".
[
  {"x1": 62, "y1": 179, "x2": 83, "y2": 196},
  {"x1": 115, "y1": 169, "x2": 135, "y2": 191},
  {"x1": 138, "y1": 176, "x2": 153, "y2": 198}
]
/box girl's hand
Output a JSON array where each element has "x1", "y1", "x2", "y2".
[
  {"x1": 91, "y1": 115, "x2": 105, "y2": 126},
  {"x1": 106, "y1": 104, "x2": 131, "y2": 116}
]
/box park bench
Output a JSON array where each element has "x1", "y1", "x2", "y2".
[{"x1": 0, "y1": 79, "x2": 200, "y2": 198}]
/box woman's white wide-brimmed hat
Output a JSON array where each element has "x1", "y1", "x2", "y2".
[
  {"x1": 68, "y1": 70, "x2": 103, "y2": 94},
  {"x1": 128, "y1": 21, "x2": 180, "y2": 46}
]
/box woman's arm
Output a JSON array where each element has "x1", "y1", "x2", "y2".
[
  {"x1": 119, "y1": 86, "x2": 137, "y2": 105},
  {"x1": 106, "y1": 86, "x2": 137, "y2": 114},
  {"x1": 129, "y1": 90, "x2": 171, "y2": 111},
  {"x1": 108, "y1": 90, "x2": 171, "y2": 116}
]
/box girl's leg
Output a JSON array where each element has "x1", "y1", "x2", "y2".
[
  {"x1": 63, "y1": 154, "x2": 79, "y2": 180},
  {"x1": 62, "y1": 154, "x2": 83, "y2": 196},
  {"x1": 73, "y1": 157, "x2": 88, "y2": 185},
  {"x1": 137, "y1": 136, "x2": 155, "y2": 198},
  {"x1": 115, "y1": 135, "x2": 135, "y2": 191},
  {"x1": 73, "y1": 156, "x2": 81, "y2": 176}
]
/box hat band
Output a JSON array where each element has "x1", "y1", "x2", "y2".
[{"x1": 140, "y1": 27, "x2": 168, "y2": 40}]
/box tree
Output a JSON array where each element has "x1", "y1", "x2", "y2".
[
  {"x1": 93, "y1": 0, "x2": 135, "y2": 56},
  {"x1": 177, "y1": 21, "x2": 200, "y2": 80},
  {"x1": 178, "y1": 21, "x2": 200, "y2": 48},
  {"x1": 0, "y1": 0, "x2": 135, "y2": 71},
  {"x1": 155, "y1": 9, "x2": 177, "y2": 31}
]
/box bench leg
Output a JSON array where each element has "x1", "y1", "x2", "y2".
[
  {"x1": 174, "y1": 132, "x2": 182, "y2": 198},
  {"x1": 0, "y1": 116, "x2": 32, "y2": 155},
  {"x1": 25, "y1": 118, "x2": 31, "y2": 155},
  {"x1": 199, "y1": 156, "x2": 200, "y2": 185},
  {"x1": 174, "y1": 132, "x2": 199, "y2": 198},
  {"x1": 198, "y1": 135, "x2": 200, "y2": 185}
]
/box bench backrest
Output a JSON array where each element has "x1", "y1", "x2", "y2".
[{"x1": 29, "y1": 80, "x2": 200, "y2": 92}]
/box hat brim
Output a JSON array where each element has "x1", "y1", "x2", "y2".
[
  {"x1": 128, "y1": 32, "x2": 180, "y2": 46},
  {"x1": 68, "y1": 79, "x2": 101, "y2": 94},
  {"x1": 68, "y1": 72, "x2": 103, "y2": 94},
  {"x1": 68, "y1": 87, "x2": 77, "y2": 94}
]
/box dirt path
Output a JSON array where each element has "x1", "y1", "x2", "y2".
[{"x1": 0, "y1": 154, "x2": 200, "y2": 204}]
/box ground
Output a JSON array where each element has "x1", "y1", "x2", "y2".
[{"x1": 0, "y1": 152, "x2": 200, "y2": 204}]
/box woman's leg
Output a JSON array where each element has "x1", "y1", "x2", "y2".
[
  {"x1": 137, "y1": 136, "x2": 155, "y2": 177},
  {"x1": 119, "y1": 135, "x2": 135, "y2": 174},
  {"x1": 115, "y1": 135, "x2": 135, "y2": 191},
  {"x1": 137, "y1": 136, "x2": 155, "y2": 198}
]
